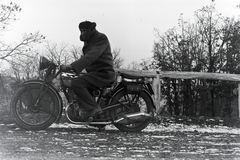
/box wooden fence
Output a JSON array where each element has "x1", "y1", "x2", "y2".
[{"x1": 115, "y1": 68, "x2": 240, "y2": 118}]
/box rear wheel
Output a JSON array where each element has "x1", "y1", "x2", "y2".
[
  {"x1": 110, "y1": 89, "x2": 154, "y2": 132},
  {"x1": 10, "y1": 83, "x2": 61, "y2": 130}
]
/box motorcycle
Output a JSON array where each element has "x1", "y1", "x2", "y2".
[{"x1": 10, "y1": 56, "x2": 155, "y2": 132}]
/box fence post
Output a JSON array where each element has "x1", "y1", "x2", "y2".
[
  {"x1": 153, "y1": 74, "x2": 161, "y2": 114},
  {"x1": 239, "y1": 83, "x2": 240, "y2": 118}
]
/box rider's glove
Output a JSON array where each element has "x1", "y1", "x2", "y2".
[{"x1": 61, "y1": 65, "x2": 73, "y2": 72}]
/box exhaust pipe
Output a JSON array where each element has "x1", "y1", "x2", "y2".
[
  {"x1": 65, "y1": 113, "x2": 112, "y2": 125},
  {"x1": 65, "y1": 104, "x2": 152, "y2": 125},
  {"x1": 64, "y1": 104, "x2": 112, "y2": 125},
  {"x1": 114, "y1": 112, "x2": 152, "y2": 124}
]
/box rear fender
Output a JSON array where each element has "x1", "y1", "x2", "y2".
[
  {"x1": 18, "y1": 79, "x2": 63, "y2": 122},
  {"x1": 107, "y1": 83, "x2": 156, "y2": 109}
]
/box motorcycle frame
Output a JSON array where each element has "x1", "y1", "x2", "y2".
[{"x1": 61, "y1": 78, "x2": 155, "y2": 125}]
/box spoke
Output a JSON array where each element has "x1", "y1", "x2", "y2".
[
  {"x1": 26, "y1": 86, "x2": 34, "y2": 108},
  {"x1": 39, "y1": 103, "x2": 56, "y2": 117}
]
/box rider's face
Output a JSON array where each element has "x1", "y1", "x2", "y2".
[{"x1": 80, "y1": 29, "x2": 88, "y2": 39}]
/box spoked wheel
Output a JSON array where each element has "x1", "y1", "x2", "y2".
[
  {"x1": 110, "y1": 89, "x2": 154, "y2": 132},
  {"x1": 10, "y1": 83, "x2": 61, "y2": 130}
]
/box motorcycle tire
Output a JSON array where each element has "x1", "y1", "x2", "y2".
[
  {"x1": 10, "y1": 83, "x2": 61, "y2": 130},
  {"x1": 110, "y1": 89, "x2": 154, "y2": 132}
]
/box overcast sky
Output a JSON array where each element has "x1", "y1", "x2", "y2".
[{"x1": 2, "y1": 0, "x2": 240, "y2": 66}]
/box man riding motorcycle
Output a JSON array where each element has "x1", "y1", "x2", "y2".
[{"x1": 61, "y1": 21, "x2": 115, "y2": 117}]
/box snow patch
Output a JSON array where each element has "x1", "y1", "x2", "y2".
[{"x1": 48, "y1": 123, "x2": 240, "y2": 134}]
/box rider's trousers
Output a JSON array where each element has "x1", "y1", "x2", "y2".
[{"x1": 71, "y1": 77, "x2": 98, "y2": 111}]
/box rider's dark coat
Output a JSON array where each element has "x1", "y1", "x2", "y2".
[{"x1": 71, "y1": 30, "x2": 115, "y2": 88}]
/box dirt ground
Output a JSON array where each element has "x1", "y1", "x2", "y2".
[{"x1": 0, "y1": 119, "x2": 240, "y2": 160}]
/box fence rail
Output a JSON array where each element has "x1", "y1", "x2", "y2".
[{"x1": 115, "y1": 68, "x2": 240, "y2": 118}]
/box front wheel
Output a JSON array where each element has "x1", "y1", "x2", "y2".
[
  {"x1": 10, "y1": 83, "x2": 61, "y2": 130},
  {"x1": 110, "y1": 89, "x2": 154, "y2": 132}
]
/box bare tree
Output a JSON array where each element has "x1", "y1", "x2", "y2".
[
  {"x1": 153, "y1": 3, "x2": 240, "y2": 117},
  {"x1": 0, "y1": 2, "x2": 44, "y2": 65},
  {"x1": 9, "y1": 52, "x2": 39, "y2": 81},
  {"x1": 44, "y1": 42, "x2": 70, "y2": 64},
  {"x1": 0, "y1": 2, "x2": 21, "y2": 31},
  {"x1": 112, "y1": 48, "x2": 124, "y2": 68},
  {"x1": 127, "y1": 61, "x2": 141, "y2": 70},
  {"x1": 140, "y1": 58, "x2": 156, "y2": 70},
  {"x1": 69, "y1": 45, "x2": 82, "y2": 61},
  {"x1": 43, "y1": 41, "x2": 84, "y2": 66}
]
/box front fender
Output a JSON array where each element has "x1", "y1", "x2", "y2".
[
  {"x1": 19, "y1": 79, "x2": 63, "y2": 123},
  {"x1": 19, "y1": 79, "x2": 58, "y2": 94},
  {"x1": 18, "y1": 79, "x2": 45, "y2": 87}
]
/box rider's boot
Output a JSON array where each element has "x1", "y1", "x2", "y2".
[
  {"x1": 86, "y1": 106, "x2": 102, "y2": 122},
  {"x1": 88, "y1": 106, "x2": 102, "y2": 117}
]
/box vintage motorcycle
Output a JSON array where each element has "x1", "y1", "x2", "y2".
[{"x1": 10, "y1": 56, "x2": 155, "y2": 132}]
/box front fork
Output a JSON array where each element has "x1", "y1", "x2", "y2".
[
  {"x1": 27, "y1": 82, "x2": 56, "y2": 116},
  {"x1": 32, "y1": 82, "x2": 48, "y2": 107}
]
